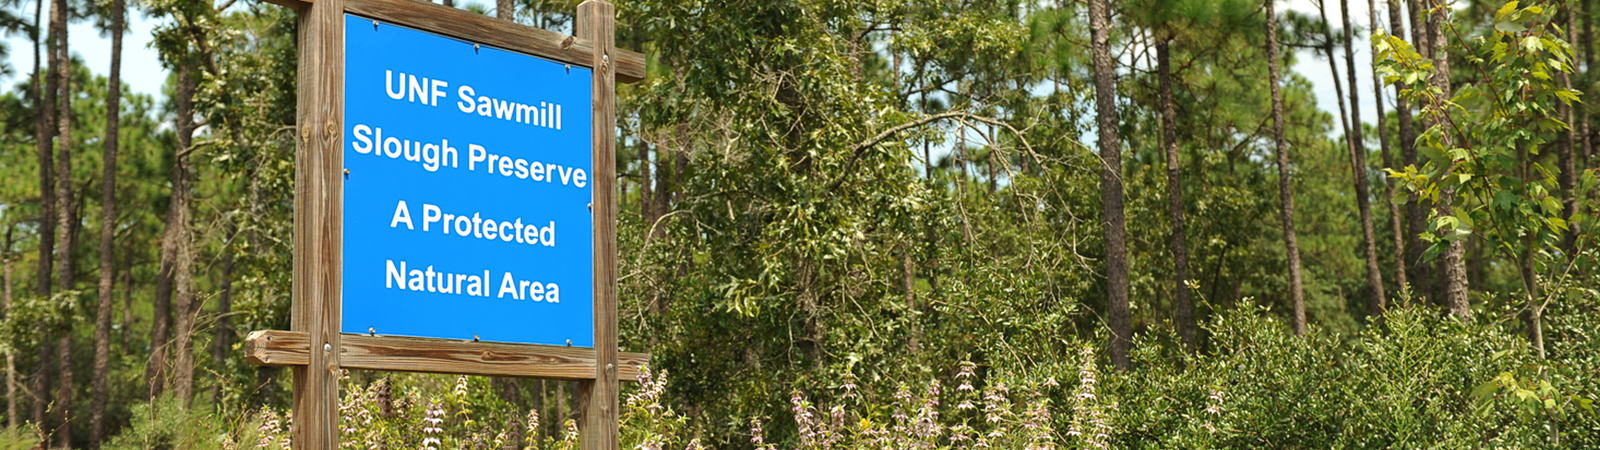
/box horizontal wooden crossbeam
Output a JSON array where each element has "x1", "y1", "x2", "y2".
[
  {"x1": 246, "y1": 330, "x2": 648, "y2": 381},
  {"x1": 259, "y1": 0, "x2": 647, "y2": 84}
]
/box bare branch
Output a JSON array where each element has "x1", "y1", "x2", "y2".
[{"x1": 827, "y1": 111, "x2": 1034, "y2": 193}]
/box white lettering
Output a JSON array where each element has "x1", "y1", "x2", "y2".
[
  {"x1": 423, "y1": 204, "x2": 441, "y2": 231},
  {"x1": 353, "y1": 124, "x2": 373, "y2": 153},
  {"x1": 557, "y1": 165, "x2": 573, "y2": 184},
  {"x1": 469, "y1": 144, "x2": 487, "y2": 171},
  {"x1": 408, "y1": 269, "x2": 425, "y2": 290},
  {"x1": 498, "y1": 273, "x2": 519, "y2": 299},
  {"x1": 527, "y1": 281, "x2": 544, "y2": 301},
  {"x1": 409, "y1": 75, "x2": 426, "y2": 103},
  {"x1": 457, "y1": 85, "x2": 476, "y2": 113},
  {"x1": 431, "y1": 79, "x2": 448, "y2": 106},
  {"x1": 385, "y1": 71, "x2": 406, "y2": 100},
  {"x1": 390, "y1": 201, "x2": 414, "y2": 229},
  {"x1": 386, "y1": 260, "x2": 406, "y2": 288}
]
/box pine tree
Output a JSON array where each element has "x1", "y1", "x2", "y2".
[
  {"x1": 91, "y1": 0, "x2": 126, "y2": 442},
  {"x1": 1156, "y1": 34, "x2": 1194, "y2": 352},
  {"x1": 1087, "y1": 0, "x2": 1130, "y2": 369},
  {"x1": 1265, "y1": 0, "x2": 1306, "y2": 335},
  {"x1": 1336, "y1": 0, "x2": 1386, "y2": 317}
]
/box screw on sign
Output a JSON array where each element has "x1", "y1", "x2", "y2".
[{"x1": 240, "y1": 0, "x2": 646, "y2": 448}]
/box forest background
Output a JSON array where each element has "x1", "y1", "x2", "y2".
[{"x1": 0, "y1": 0, "x2": 1596, "y2": 448}]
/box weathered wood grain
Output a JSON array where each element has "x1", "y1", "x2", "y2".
[
  {"x1": 246, "y1": 331, "x2": 647, "y2": 381},
  {"x1": 343, "y1": 0, "x2": 645, "y2": 83},
  {"x1": 263, "y1": 1, "x2": 642, "y2": 448},
  {"x1": 578, "y1": 2, "x2": 620, "y2": 450},
  {"x1": 291, "y1": 0, "x2": 345, "y2": 446}
]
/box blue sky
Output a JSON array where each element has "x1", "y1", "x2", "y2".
[
  {"x1": 2, "y1": 6, "x2": 166, "y2": 99},
  {"x1": 0, "y1": 0, "x2": 1391, "y2": 135}
]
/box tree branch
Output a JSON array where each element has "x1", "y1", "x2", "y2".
[{"x1": 827, "y1": 112, "x2": 1033, "y2": 193}]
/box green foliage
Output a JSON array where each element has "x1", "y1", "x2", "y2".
[
  {"x1": 1111, "y1": 304, "x2": 1600, "y2": 448},
  {"x1": 101, "y1": 395, "x2": 249, "y2": 450},
  {"x1": 0, "y1": 426, "x2": 42, "y2": 450},
  {"x1": 5, "y1": 0, "x2": 1600, "y2": 447},
  {"x1": 1378, "y1": 1, "x2": 1584, "y2": 264},
  {"x1": 167, "y1": 303, "x2": 1593, "y2": 449}
]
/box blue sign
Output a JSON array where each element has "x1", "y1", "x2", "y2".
[{"x1": 341, "y1": 14, "x2": 594, "y2": 347}]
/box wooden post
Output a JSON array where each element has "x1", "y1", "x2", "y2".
[
  {"x1": 577, "y1": 2, "x2": 618, "y2": 450},
  {"x1": 292, "y1": 0, "x2": 343, "y2": 445},
  {"x1": 255, "y1": 1, "x2": 641, "y2": 448}
]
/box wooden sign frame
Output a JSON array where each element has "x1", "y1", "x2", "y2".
[{"x1": 242, "y1": 0, "x2": 644, "y2": 448}]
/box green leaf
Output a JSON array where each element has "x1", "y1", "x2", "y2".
[
  {"x1": 1523, "y1": 36, "x2": 1543, "y2": 53},
  {"x1": 1495, "y1": 20, "x2": 1528, "y2": 33},
  {"x1": 1472, "y1": 380, "x2": 1501, "y2": 401},
  {"x1": 1454, "y1": 209, "x2": 1475, "y2": 229},
  {"x1": 1495, "y1": 0, "x2": 1519, "y2": 19}
]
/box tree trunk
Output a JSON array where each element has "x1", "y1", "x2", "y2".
[
  {"x1": 3, "y1": 226, "x2": 14, "y2": 430},
  {"x1": 986, "y1": 131, "x2": 997, "y2": 194},
  {"x1": 1405, "y1": 0, "x2": 1433, "y2": 303},
  {"x1": 149, "y1": 62, "x2": 191, "y2": 400},
  {"x1": 1336, "y1": 0, "x2": 1387, "y2": 317},
  {"x1": 31, "y1": 0, "x2": 57, "y2": 430},
  {"x1": 922, "y1": 87, "x2": 933, "y2": 179},
  {"x1": 1517, "y1": 196, "x2": 1544, "y2": 358},
  {"x1": 34, "y1": 0, "x2": 56, "y2": 321},
  {"x1": 90, "y1": 0, "x2": 125, "y2": 444},
  {"x1": 120, "y1": 242, "x2": 132, "y2": 352},
  {"x1": 1384, "y1": 0, "x2": 1412, "y2": 293},
  {"x1": 673, "y1": 143, "x2": 688, "y2": 205},
  {"x1": 1467, "y1": 230, "x2": 1484, "y2": 289},
  {"x1": 249, "y1": 366, "x2": 278, "y2": 410},
  {"x1": 1559, "y1": 6, "x2": 1578, "y2": 253},
  {"x1": 47, "y1": 0, "x2": 70, "y2": 442},
  {"x1": 1580, "y1": 0, "x2": 1594, "y2": 166},
  {"x1": 1319, "y1": 38, "x2": 1356, "y2": 324},
  {"x1": 556, "y1": 379, "x2": 566, "y2": 432},
  {"x1": 903, "y1": 249, "x2": 918, "y2": 352},
  {"x1": 1414, "y1": 1, "x2": 1440, "y2": 302},
  {"x1": 1428, "y1": 0, "x2": 1470, "y2": 319},
  {"x1": 1517, "y1": 114, "x2": 1544, "y2": 359},
  {"x1": 640, "y1": 142, "x2": 653, "y2": 240},
  {"x1": 171, "y1": 66, "x2": 199, "y2": 405},
  {"x1": 653, "y1": 138, "x2": 671, "y2": 237},
  {"x1": 532, "y1": 380, "x2": 545, "y2": 443},
  {"x1": 1409, "y1": 0, "x2": 1430, "y2": 60},
  {"x1": 1088, "y1": 0, "x2": 1130, "y2": 370},
  {"x1": 495, "y1": 377, "x2": 523, "y2": 447},
  {"x1": 1267, "y1": 0, "x2": 1307, "y2": 336},
  {"x1": 55, "y1": 331, "x2": 72, "y2": 448},
  {"x1": 211, "y1": 228, "x2": 235, "y2": 405},
  {"x1": 30, "y1": 341, "x2": 49, "y2": 433},
  {"x1": 148, "y1": 256, "x2": 171, "y2": 401},
  {"x1": 54, "y1": 0, "x2": 73, "y2": 303},
  {"x1": 1157, "y1": 37, "x2": 1194, "y2": 352}
]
